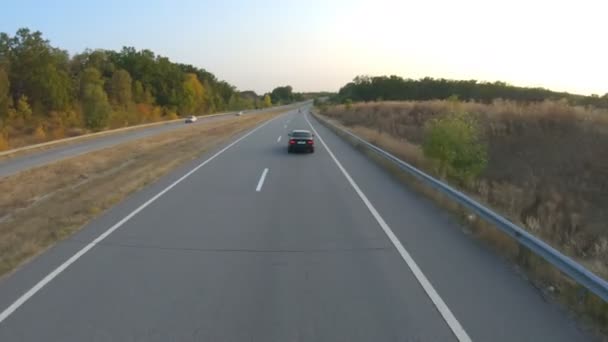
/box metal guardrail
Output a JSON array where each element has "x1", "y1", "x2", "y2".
[
  {"x1": 314, "y1": 113, "x2": 608, "y2": 302},
  {"x1": 0, "y1": 111, "x2": 245, "y2": 158},
  {"x1": 0, "y1": 103, "x2": 302, "y2": 158}
]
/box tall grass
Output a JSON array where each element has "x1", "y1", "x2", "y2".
[
  {"x1": 318, "y1": 100, "x2": 608, "y2": 331},
  {"x1": 322, "y1": 100, "x2": 608, "y2": 279}
]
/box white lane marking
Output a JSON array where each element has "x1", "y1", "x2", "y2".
[
  {"x1": 0, "y1": 115, "x2": 283, "y2": 325},
  {"x1": 277, "y1": 135, "x2": 282, "y2": 143},
  {"x1": 256, "y1": 168, "x2": 269, "y2": 192},
  {"x1": 304, "y1": 115, "x2": 472, "y2": 342}
]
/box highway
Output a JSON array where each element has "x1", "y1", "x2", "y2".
[
  {"x1": 0, "y1": 106, "x2": 590, "y2": 341},
  {"x1": 0, "y1": 110, "x2": 259, "y2": 178}
]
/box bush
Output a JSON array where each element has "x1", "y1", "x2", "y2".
[
  {"x1": 344, "y1": 99, "x2": 353, "y2": 110},
  {"x1": 165, "y1": 111, "x2": 179, "y2": 120},
  {"x1": 422, "y1": 111, "x2": 487, "y2": 183},
  {"x1": 33, "y1": 125, "x2": 46, "y2": 142},
  {"x1": 0, "y1": 133, "x2": 9, "y2": 151}
]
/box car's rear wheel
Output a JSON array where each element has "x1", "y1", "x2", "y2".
[
  {"x1": 287, "y1": 147, "x2": 292, "y2": 153},
  {"x1": 309, "y1": 147, "x2": 314, "y2": 153}
]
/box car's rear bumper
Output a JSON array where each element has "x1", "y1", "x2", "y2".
[{"x1": 288, "y1": 144, "x2": 314, "y2": 152}]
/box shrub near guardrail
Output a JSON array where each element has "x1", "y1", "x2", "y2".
[{"x1": 422, "y1": 111, "x2": 487, "y2": 184}]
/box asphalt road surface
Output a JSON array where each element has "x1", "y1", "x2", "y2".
[
  {"x1": 0, "y1": 106, "x2": 591, "y2": 341},
  {"x1": 0, "y1": 109, "x2": 264, "y2": 178}
]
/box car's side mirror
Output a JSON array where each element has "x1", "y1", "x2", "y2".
[
  {"x1": 312, "y1": 134, "x2": 315, "y2": 137},
  {"x1": 288, "y1": 133, "x2": 292, "y2": 137}
]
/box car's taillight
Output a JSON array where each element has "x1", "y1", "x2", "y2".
[
  {"x1": 307, "y1": 140, "x2": 313, "y2": 144},
  {"x1": 289, "y1": 139, "x2": 296, "y2": 144}
]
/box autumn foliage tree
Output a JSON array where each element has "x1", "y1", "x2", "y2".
[
  {"x1": 0, "y1": 28, "x2": 268, "y2": 149},
  {"x1": 179, "y1": 73, "x2": 206, "y2": 114}
]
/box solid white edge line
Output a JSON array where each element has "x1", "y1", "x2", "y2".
[
  {"x1": 0, "y1": 113, "x2": 284, "y2": 325},
  {"x1": 304, "y1": 114, "x2": 472, "y2": 342},
  {"x1": 255, "y1": 168, "x2": 269, "y2": 192},
  {"x1": 277, "y1": 135, "x2": 282, "y2": 143}
]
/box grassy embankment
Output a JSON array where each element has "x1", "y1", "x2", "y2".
[
  {"x1": 316, "y1": 100, "x2": 608, "y2": 330},
  {"x1": 0, "y1": 110, "x2": 282, "y2": 278}
]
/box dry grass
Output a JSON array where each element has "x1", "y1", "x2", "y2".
[
  {"x1": 0, "y1": 116, "x2": 191, "y2": 162},
  {"x1": 314, "y1": 105, "x2": 608, "y2": 335},
  {"x1": 322, "y1": 100, "x2": 608, "y2": 275},
  {"x1": 0, "y1": 111, "x2": 281, "y2": 277}
]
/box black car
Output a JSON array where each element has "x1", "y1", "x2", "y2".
[{"x1": 287, "y1": 130, "x2": 314, "y2": 153}]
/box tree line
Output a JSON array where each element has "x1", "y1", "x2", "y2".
[
  {"x1": 0, "y1": 28, "x2": 300, "y2": 149},
  {"x1": 335, "y1": 75, "x2": 608, "y2": 108},
  {"x1": 270, "y1": 85, "x2": 308, "y2": 104}
]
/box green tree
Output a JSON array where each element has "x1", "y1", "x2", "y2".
[
  {"x1": 132, "y1": 80, "x2": 145, "y2": 103},
  {"x1": 202, "y1": 80, "x2": 217, "y2": 112},
  {"x1": 5, "y1": 29, "x2": 71, "y2": 112},
  {"x1": 335, "y1": 75, "x2": 608, "y2": 109},
  {"x1": 132, "y1": 80, "x2": 154, "y2": 104},
  {"x1": 422, "y1": 111, "x2": 487, "y2": 183},
  {"x1": 110, "y1": 69, "x2": 132, "y2": 108},
  {"x1": 263, "y1": 94, "x2": 272, "y2": 108},
  {"x1": 0, "y1": 68, "x2": 9, "y2": 118},
  {"x1": 15, "y1": 95, "x2": 32, "y2": 120},
  {"x1": 271, "y1": 85, "x2": 293, "y2": 104},
  {"x1": 80, "y1": 67, "x2": 111, "y2": 130}
]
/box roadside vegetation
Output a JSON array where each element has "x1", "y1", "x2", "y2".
[
  {"x1": 334, "y1": 75, "x2": 608, "y2": 108},
  {"x1": 0, "y1": 109, "x2": 282, "y2": 278},
  {"x1": 316, "y1": 78, "x2": 608, "y2": 330},
  {"x1": 0, "y1": 28, "x2": 303, "y2": 151}
]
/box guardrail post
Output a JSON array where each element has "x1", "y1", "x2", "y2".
[
  {"x1": 578, "y1": 286, "x2": 588, "y2": 305},
  {"x1": 517, "y1": 244, "x2": 532, "y2": 269}
]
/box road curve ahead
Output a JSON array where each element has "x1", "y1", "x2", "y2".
[{"x1": 0, "y1": 106, "x2": 590, "y2": 341}]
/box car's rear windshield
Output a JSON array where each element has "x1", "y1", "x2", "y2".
[{"x1": 292, "y1": 132, "x2": 311, "y2": 138}]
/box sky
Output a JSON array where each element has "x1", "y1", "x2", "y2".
[{"x1": 1, "y1": 0, "x2": 606, "y2": 95}]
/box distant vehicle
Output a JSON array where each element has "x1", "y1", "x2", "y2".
[
  {"x1": 287, "y1": 130, "x2": 314, "y2": 153},
  {"x1": 185, "y1": 115, "x2": 197, "y2": 123},
  {"x1": 236, "y1": 111, "x2": 244, "y2": 116}
]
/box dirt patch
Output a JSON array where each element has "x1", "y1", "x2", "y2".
[{"x1": 0, "y1": 110, "x2": 282, "y2": 277}]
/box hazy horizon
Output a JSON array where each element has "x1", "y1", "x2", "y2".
[{"x1": 1, "y1": 0, "x2": 606, "y2": 95}]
